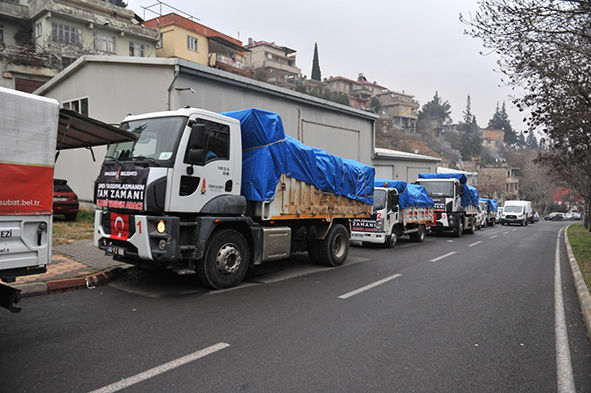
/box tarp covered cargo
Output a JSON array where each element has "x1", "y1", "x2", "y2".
[
  {"x1": 222, "y1": 108, "x2": 375, "y2": 204},
  {"x1": 480, "y1": 198, "x2": 499, "y2": 211},
  {"x1": 374, "y1": 178, "x2": 407, "y2": 193},
  {"x1": 462, "y1": 185, "x2": 479, "y2": 207},
  {"x1": 418, "y1": 172, "x2": 468, "y2": 185},
  {"x1": 400, "y1": 184, "x2": 435, "y2": 209}
]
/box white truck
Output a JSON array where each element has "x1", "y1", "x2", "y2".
[
  {"x1": 93, "y1": 108, "x2": 374, "y2": 289},
  {"x1": 351, "y1": 179, "x2": 434, "y2": 247},
  {"x1": 0, "y1": 87, "x2": 135, "y2": 312},
  {"x1": 500, "y1": 200, "x2": 533, "y2": 226},
  {"x1": 415, "y1": 173, "x2": 479, "y2": 237}
]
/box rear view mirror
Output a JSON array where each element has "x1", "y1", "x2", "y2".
[{"x1": 189, "y1": 124, "x2": 205, "y2": 149}]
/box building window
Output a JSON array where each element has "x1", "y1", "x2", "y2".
[
  {"x1": 63, "y1": 97, "x2": 89, "y2": 117},
  {"x1": 187, "y1": 36, "x2": 198, "y2": 52},
  {"x1": 94, "y1": 32, "x2": 116, "y2": 53},
  {"x1": 496, "y1": 132, "x2": 500, "y2": 138},
  {"x1": 35, "y1": 23, "x2": 42, "y2": 38},
  {"x1": 51, "y1": 22, "x2": 82, "y2": 45},
  {"x1": 129, "y1": 42, "x2": 145, "y2": 57}
]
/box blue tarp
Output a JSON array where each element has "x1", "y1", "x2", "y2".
[
  {"x1": 463, "y1": 185, "x2": 479, "y2": 207},
  {"x1": 480, "y1": 198, "x2": 499, "y2": 212},
  {"x1": 399, "y1": 184, "x2": 435, "y2": 209},
  {"x1": 418, "y1": 172, "x2": 468, "y2": 185},
  {"x1": 222, "y1": 108, "x2": 375, "y2": 204},
  {"x1": 374, "y1": 178, "x2": 407, "y2": 193}
]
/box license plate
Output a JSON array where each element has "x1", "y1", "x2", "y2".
[
  {"x1": 106, "y1": 245, "x2": 125, "y2": 256},
  {"x1": 53, "y1": 197, "x2": 67, "y2": 201}
]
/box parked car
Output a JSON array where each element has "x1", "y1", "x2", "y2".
[
  {"x1": 544, "y1": 212, "x2": 564, "y2": 221},
  {"x1": 533, "y1": 211, "x2": 540, "y2": 222},
  {"x1": 496, "y1": 207, "x2": 503, "y2": 223},
  {"x1": 53, "y1": 179, "x2": 79, "y2": 221}
]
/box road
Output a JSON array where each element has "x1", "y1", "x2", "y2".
[{"x1": 1, "y1": 221, "x2": 590, "y2": 392}]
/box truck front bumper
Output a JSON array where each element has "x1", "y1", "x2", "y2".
[
  {"x1": 351, "y1": 231, "x2": 386, "y2": 244},
  {"x1": 94, "y1": 210, "x2": 180, "y2": 266}
]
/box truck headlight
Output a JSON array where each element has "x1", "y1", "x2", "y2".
[
  {"x1": 375, "y1": 219, "x2": 384, "y2": 231},
  {"x1": 157, "y1": 220, "x2": 166, "y2": 234}
]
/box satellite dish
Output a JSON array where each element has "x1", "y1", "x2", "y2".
[{"x1": 267, "y1": 53, "x2": 272, "y2": 59}]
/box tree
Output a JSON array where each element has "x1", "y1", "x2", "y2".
[
  {"x1": 369, "y1": 96, "x2": 381, "y2": 114},
  {"x1": 311, "y1": 43, "x2": 321, "y2": 81},
  {"x1": 461, "y1": 0, "x2": 591, "y2": 229},
  {"x1": 416, "y1": 91, "x2": 452, "y2": 134},
  {"x1": 457, "y1": 95, "x2": 482, "y2": 160},
  {"x1": 488, "y1": 102, "x2": 517, "y2": 145}
]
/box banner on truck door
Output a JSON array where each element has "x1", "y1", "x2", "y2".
[
  {"x1": 95, "y1": 165, "x2": 149, "y2": 211},
  {"x1": 352, "y1": 218, "x2": 377, "y2": 232},
  {"x1": 0, "y1": 162, "x2": 54, "y2": 215}
]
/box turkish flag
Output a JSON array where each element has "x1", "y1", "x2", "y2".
[{"x1": 110, "y1": 213, "x2": 130, "y2": 241}]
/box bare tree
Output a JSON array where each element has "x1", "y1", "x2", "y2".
[{"x1": 461, "y1": 0, "x2": 591, "y2": 229}]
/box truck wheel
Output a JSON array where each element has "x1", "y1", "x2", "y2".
[
  {"x1": 384, "y1": 229, "x2": 398, "y2": 248},
  {"x1": 410, "y1": 225, "x2": 426, "y2": 242},
  {"x1": 454, "y1": 220, "x2": 463, "y2": 238},
  {"x1": 307, "y1": 239, "x2": 321, "y2": 263},
  {"x1": 318, "y1": 223, "x2": 349, "y2": 267},
  {"x1": 197, "y1": 229, "x2": 249, "y2": 290},
  {"x1": 467, "y1": 216, "x2": 475, "y2": 235}
]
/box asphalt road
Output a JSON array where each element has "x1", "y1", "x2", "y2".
[{"x1": 1, "y1": 221, "x2": 590, "y2": 392}]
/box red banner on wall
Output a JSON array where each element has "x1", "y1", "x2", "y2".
[{"x1": 0, "y1": 163, "x2": 54, "y2": 215}]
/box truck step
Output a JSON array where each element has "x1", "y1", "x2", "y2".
[
  {"x1": 179, "y1": 245, "x2": 196, "y2": 251},
  {"x1": 174, "y1": 269, "x2": 196, "y2": 275}
]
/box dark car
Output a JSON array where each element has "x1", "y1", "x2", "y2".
[
  {"x1": 53, "y1": 179, "x2": 79, "y2": 221},
  {"x1": 544, "y1": 212, "x2": 564, "y2": 221}
]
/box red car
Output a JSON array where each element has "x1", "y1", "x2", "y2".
[{"x1": 53, "y1": 179, "x2": 79, "y2": 221}]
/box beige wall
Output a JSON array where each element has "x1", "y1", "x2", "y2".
[{"x1": 158, "y1": 25, "x2": 209, "y2": 65}]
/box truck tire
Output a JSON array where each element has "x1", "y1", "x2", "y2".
[
  {"x1": 410, "y1": 225, "x2": 426, "y2": 242},
  {"x1": 307, "y1": 239, "x2": 321, "y2": 263},
  {"x1": 317, "y1": 223, "x2": 349, "y2": 267},
  {"x1": 454, "y1": 219, "x2": 463, "y2": 238},
  {"x1": 466, "y1": 216, "x2": 475, "y2": 235},
  {"x1": 384, "y1": 229, "x2": 398, "y2": 248},
  {"x1": 197, "y1": 229, "x2": 250, "y2": 290}
]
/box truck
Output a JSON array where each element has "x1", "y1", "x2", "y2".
[
  {"x1": 351, "y1": 179, "x2": 434, "y2": 247},
  {"x1": 479, "y1": 198, "x2": 499, "y2": 227},
  {"x1": 93, "y1": 108, "x2": 374, "y2": 290},
  {"x1": 0, "y1": 86, "x2": 135, "y2": 313},
  {"x1": 415, "y1": 173, "x2": 479, "y2": 237},
  {"x1": 500, "y1": 200, "x2": 532, "y2": 226}
]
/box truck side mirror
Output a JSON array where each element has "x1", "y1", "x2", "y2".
[
  {"x1": 186, "y1": 124, "x2": 205, "y2": 165},
  {"x1": 189, "y1": 124, "x2": 205, "y2": 149},
  {"x1": 458, "y1": 185, "x2": 464, "y2": 196}
]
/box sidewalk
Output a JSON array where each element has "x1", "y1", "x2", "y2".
[{"x1": 10, "y1": 240, "x2": 131, "y2": 297}]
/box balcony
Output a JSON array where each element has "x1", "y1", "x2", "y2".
[
  {"x1": 0, "y1": 0, "x2": 28, "y2": 19},
  {"x1": 262, "y1": 59, "x2": 300, "y2": 75}
]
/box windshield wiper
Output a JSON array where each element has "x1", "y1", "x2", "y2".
[
  {"x1": 129, "y1": 156, "x2": 161, "y2": 166},
  {"x1": 104, "y1": 155, "x2": 122, "y2": 164}
]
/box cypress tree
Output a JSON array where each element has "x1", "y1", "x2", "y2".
[{"x1": 311, "y1": 43, "x2": 321, "y2": 81}]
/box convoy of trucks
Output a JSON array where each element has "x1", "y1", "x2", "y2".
[
  {"x1": 351, "y1": 179, "x2": 434, "y2": 247},
  {"x1": 93, "y1": 108, "x2": 374, "y2": 290},
  {"x1": 2, "y1": 89, "x2": 541, "y2": 303},
  {"x1": 0, "y1": 87, "x2": 135, "y2": 312},
  {"x1": 415, "y1": 173, "x2": 479, "y2": 237}
]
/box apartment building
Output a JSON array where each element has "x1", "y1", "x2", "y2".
[
  {"x1": 325, "y1": 73, "x2": 387, "y2": 110},
  {"x1": 0, "y1": 0, "x2": 158, "y2": 92},
  {"x1": 480, "y1": 127, "x2": 505, "y2": 150},
  {"x1": 143, "y1": 13, "x2": 247, "y2": 76},
  {"x1": 376, "y1": 90, "x2": 419, "y2": 132},
  {"x1": 244, "y1": 38, "x2": 301, "y2": 87}
]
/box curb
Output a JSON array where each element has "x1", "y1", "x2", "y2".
[
  {"x1": 564, "y1": 226, "x2": 591, "y2": 340},
  {"x1": 12, "y1": 266, "x2": 132, "y2": 298}
]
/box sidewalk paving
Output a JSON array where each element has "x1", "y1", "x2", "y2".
[{"x1": 10, "y1": 240, "x2": 131, "y2": 297}]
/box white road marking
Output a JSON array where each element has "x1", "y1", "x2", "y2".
[
  {"x1": 503, "y1": 231, "x2": 509, "y2": 235},
  {"x1": 338, "y1": 274, "x2": 401, "y2": 299},
  {"x1": 430, "y1": 251, "x2": 456, "y2": 262},
  {"x1": 555, "y1": 228, "x2": 576, "y2": 392},
  {"x1": 88, "y1": 343, "x2": 230, "y2": 393},
  {"x1": 490, "y1": 235, "x2": 498, "y2": 239},
  {"x1": 468, "y1": 241, "x2": 482, "y2": 248}
]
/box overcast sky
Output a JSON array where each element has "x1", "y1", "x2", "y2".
[{"x1": 128, "y1": 0, "x2": 525, "y2": 131}]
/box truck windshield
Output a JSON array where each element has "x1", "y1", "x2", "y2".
[
  {"x1": 419, "y1": 181, "x2": 454, "y2": 198},
  {"x1": 106, "y1": 116, "x2": 187, "y2": 164},
  {"x1": 504, "y1": 205, "x2": 523, "y2": 213},
  {"x1": 373, "y1": 190, "x2": 387, "y2": 210}
]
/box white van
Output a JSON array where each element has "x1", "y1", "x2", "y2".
[{"x1": 500, "y1": 200, "x2": 532, "y2": 226}]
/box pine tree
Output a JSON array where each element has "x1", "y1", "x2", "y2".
[
  {"x1": 488, "y1": 102, "x2": 517, "y2": 145},
  {"x1": 311, "y1": 43, "x2": 321, "y2": 81}
]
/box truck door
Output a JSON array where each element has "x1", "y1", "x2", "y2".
[{"x1": 168, "y1": 117, "x2": 238, "y2": 213}]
